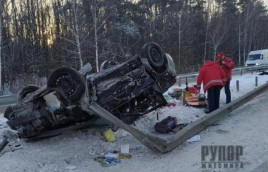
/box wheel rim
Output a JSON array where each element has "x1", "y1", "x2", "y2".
[
  {"x1": 56, "y1": 75, "x2": 76, "y2": 97},
  {"x1": 150, "y1": 47, "x2": 162, "y2": 64}
]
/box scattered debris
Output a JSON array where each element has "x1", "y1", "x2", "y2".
[
  {"x1": 166, "y1": 102, "x2": 176, "y2": 107},
  {"x1": 187, "y1": 135, "x2": 201, "y2": 143},
  {"x1": 105, "y1": 152, "x2": 119, "y2": 159},
  {"x1": 11, "y1": 144, "x2": 23, "y2": 152},
  {"x1": 154, "y1": 116, "x2": 177, "y2": 133},
  {"x1": 94, "y1": 157, "x2": 121, "y2": 167},
  {"x1": 103, "y1": 129, "x2": 116, "y2": 142},
  {"x1": 118, "y1": 154, "x2": 132, "y2": 160},
  {"x1": 216, "y1": 129, "x2": 229, "y2": 134},
  {"x1": 168, "y1": 88, "x2": 182, "y2": 99},
  {"x1": 164, "y1": 94, "x2": 173, "y2": 102},
  {"x1": 120, "y1": 144, "x2": 130, "y2": 154}
]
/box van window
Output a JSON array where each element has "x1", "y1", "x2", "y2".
[{"x1": 247, "y1": 54, "x2": 261, "y2": 60}]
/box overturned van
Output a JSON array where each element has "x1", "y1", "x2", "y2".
[
  {"x1": 4, "y1": 42, "x2": 176, "y2": 140},
  {"x1": 245, "y1": 49, "x2": 268, "y2": 66}
]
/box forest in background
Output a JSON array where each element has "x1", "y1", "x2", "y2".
[{"x1": 0, "y1": 0, "x2": 268, "y2": 93}]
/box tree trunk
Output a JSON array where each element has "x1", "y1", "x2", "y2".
[
  {"x1": 92, "y1": 0, "x2": 99, "y2": 72},
  {"x1": 213, "y1": 45, "x2": 218, "y2": 62},
  {"x1": 73, "y1": 1, "x2": 83, "y2": 69},
  {"x1": 203, "y1": 0, "x2": 211, "y2": 63},
  {"x1": 238, "y1": 12, "x2": 241, "y2": 67},
  {"x1": 0, "y1": 3, "x2": 2, "y2": 92}
]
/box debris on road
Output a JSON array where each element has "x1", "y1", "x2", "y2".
[
  {"x1": 120, "y1": 144, "x2": 130, "y2": 154},
  {"x1": 118, "y1": 154, "x2": 132, "y2": 160},
  {"x1": 166, "y1": 102, "x2": 176, "y2": 107},
  {"x1": 105, "y1": 152, "x2": 119, "y2": 159},
  {"x1": 94, "y1": 157, "x2": 121, "y2": 167},
  {"x1": 154, "y1": 116, "x2": 177, "y2": 133},
  {"x1": 216, "y1": 129, "x2": 229, "y2": 134},
  {"x1": 187, "y1": 135, "x2": 201, "y2": 143},
  {"x1": 103, "y1": 129, "x2": 116, "y2": 142},
  {"x1": 168, "y1": 88, "x2": 183, "y2": 99}
]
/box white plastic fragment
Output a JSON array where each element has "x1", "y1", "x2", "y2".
[
  {"x1": 187, "y1": 135, "x2": 201, "y2": 143},
  {"x1": 105, "y1": 152, "x2": 119, "y2": 158},
  {"x1": 121, "y1": 144, "x2": 130, "y2": 154}
]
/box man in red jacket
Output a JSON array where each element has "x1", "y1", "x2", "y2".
[
  {"x1": 216, "y1": 52, "x2": 235, "y2": 104},
  {"x1": 197, "y1": 61, "x2": 226, "y2": 113}
]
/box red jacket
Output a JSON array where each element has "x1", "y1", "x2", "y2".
[
  {"x1": 216, "y1": 54, "x2": 235, "y2": 81},
  {"x1": 197, "y1": 61, "x2": 226, "y2": 92}
]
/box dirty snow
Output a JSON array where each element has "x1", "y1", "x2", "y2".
[{"x1": 0, "y1": 71, "x2": 268, "y2": 172}]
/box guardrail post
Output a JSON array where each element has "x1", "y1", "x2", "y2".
[
  {"x1": 182, "y1": 90, "x2": 186, "y2": 105},
  {"x1": 178, "y1": 78, "x2": 181, "y2": 87},
  {"x1": 236, "y1": 80, "x2": 239, "y2": 92},
  {"x1": 255, "y1": 76, "x2": 258, "y2": 86}
]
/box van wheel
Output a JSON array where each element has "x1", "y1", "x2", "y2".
[
  {"x1": 141, "y1": 42, "x2": 167, "y2": 73},
  {"x1": 47, "y1": 67, "x2": 85, "y2": 102}
]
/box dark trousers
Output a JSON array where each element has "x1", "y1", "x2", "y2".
[
  {"x1": 207, "y1": 85, "x2": 221, "y2": 112},
  {"x1": 224, "y1": 81, "x2": 231, "y2": 104}
]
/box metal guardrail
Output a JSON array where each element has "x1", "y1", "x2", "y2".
[
  {"x1": 0, "y1": 65, "x2": 268, "y2": 106},
  {"x1": 177, "y1": 65, "x2": 268, "y2": 87},
  {"x1": 0, "y1": 94, "x2": 17, "y2": 106}
]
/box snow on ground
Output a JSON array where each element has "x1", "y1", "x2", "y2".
[
  {"x1": 0, "y1": 71, "x2": 267, "y2": 172},
  {"x1": 136, "y1": 71, "x2": 268, "y2": 134}
]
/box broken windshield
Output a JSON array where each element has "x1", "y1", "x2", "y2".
[{"x1": 247, "y1": 54, "x2": 261, "y2": 61}]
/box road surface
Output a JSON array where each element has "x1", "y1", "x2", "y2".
[{"x1": 0, "y1": 91, "x2": 268, "y2": 172}]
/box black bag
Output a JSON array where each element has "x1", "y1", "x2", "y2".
[{"x1": 154, "y1": 116, "x2": 177, "y2": 133}]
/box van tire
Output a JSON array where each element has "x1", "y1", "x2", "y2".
[
  {"x1": 141, "y1": 42, "x2": 167, "y2": 73},
  {"x1": 47, "y1": 67, "x2": 85, "y2": 102}
]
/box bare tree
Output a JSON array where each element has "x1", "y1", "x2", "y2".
[
  {"x1": 59, "y1": 0, "x2": 89, "y2": 69},
  {"x1": 90, "y1": 0, "x2": 111, "y2": 72},
  {"x1": 210, "y1": 11, "x2": 230, "y2": 61},
  {"x1": 203, "y1": 0, "x2": 211, "y2": 63},
  {"x1": 0, "y1": 2, "x2": 2, "y2": 92}
]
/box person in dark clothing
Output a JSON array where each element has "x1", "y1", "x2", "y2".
[
  {"x1": 216, "y1": 52, "x2": 235, "y2": 104},
  {"x1": 196, "y1": 61, "x2": 226, "y2": 113},
  {"x1": 207, "y1": 85, "x2": 222, "y2": 111}
]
